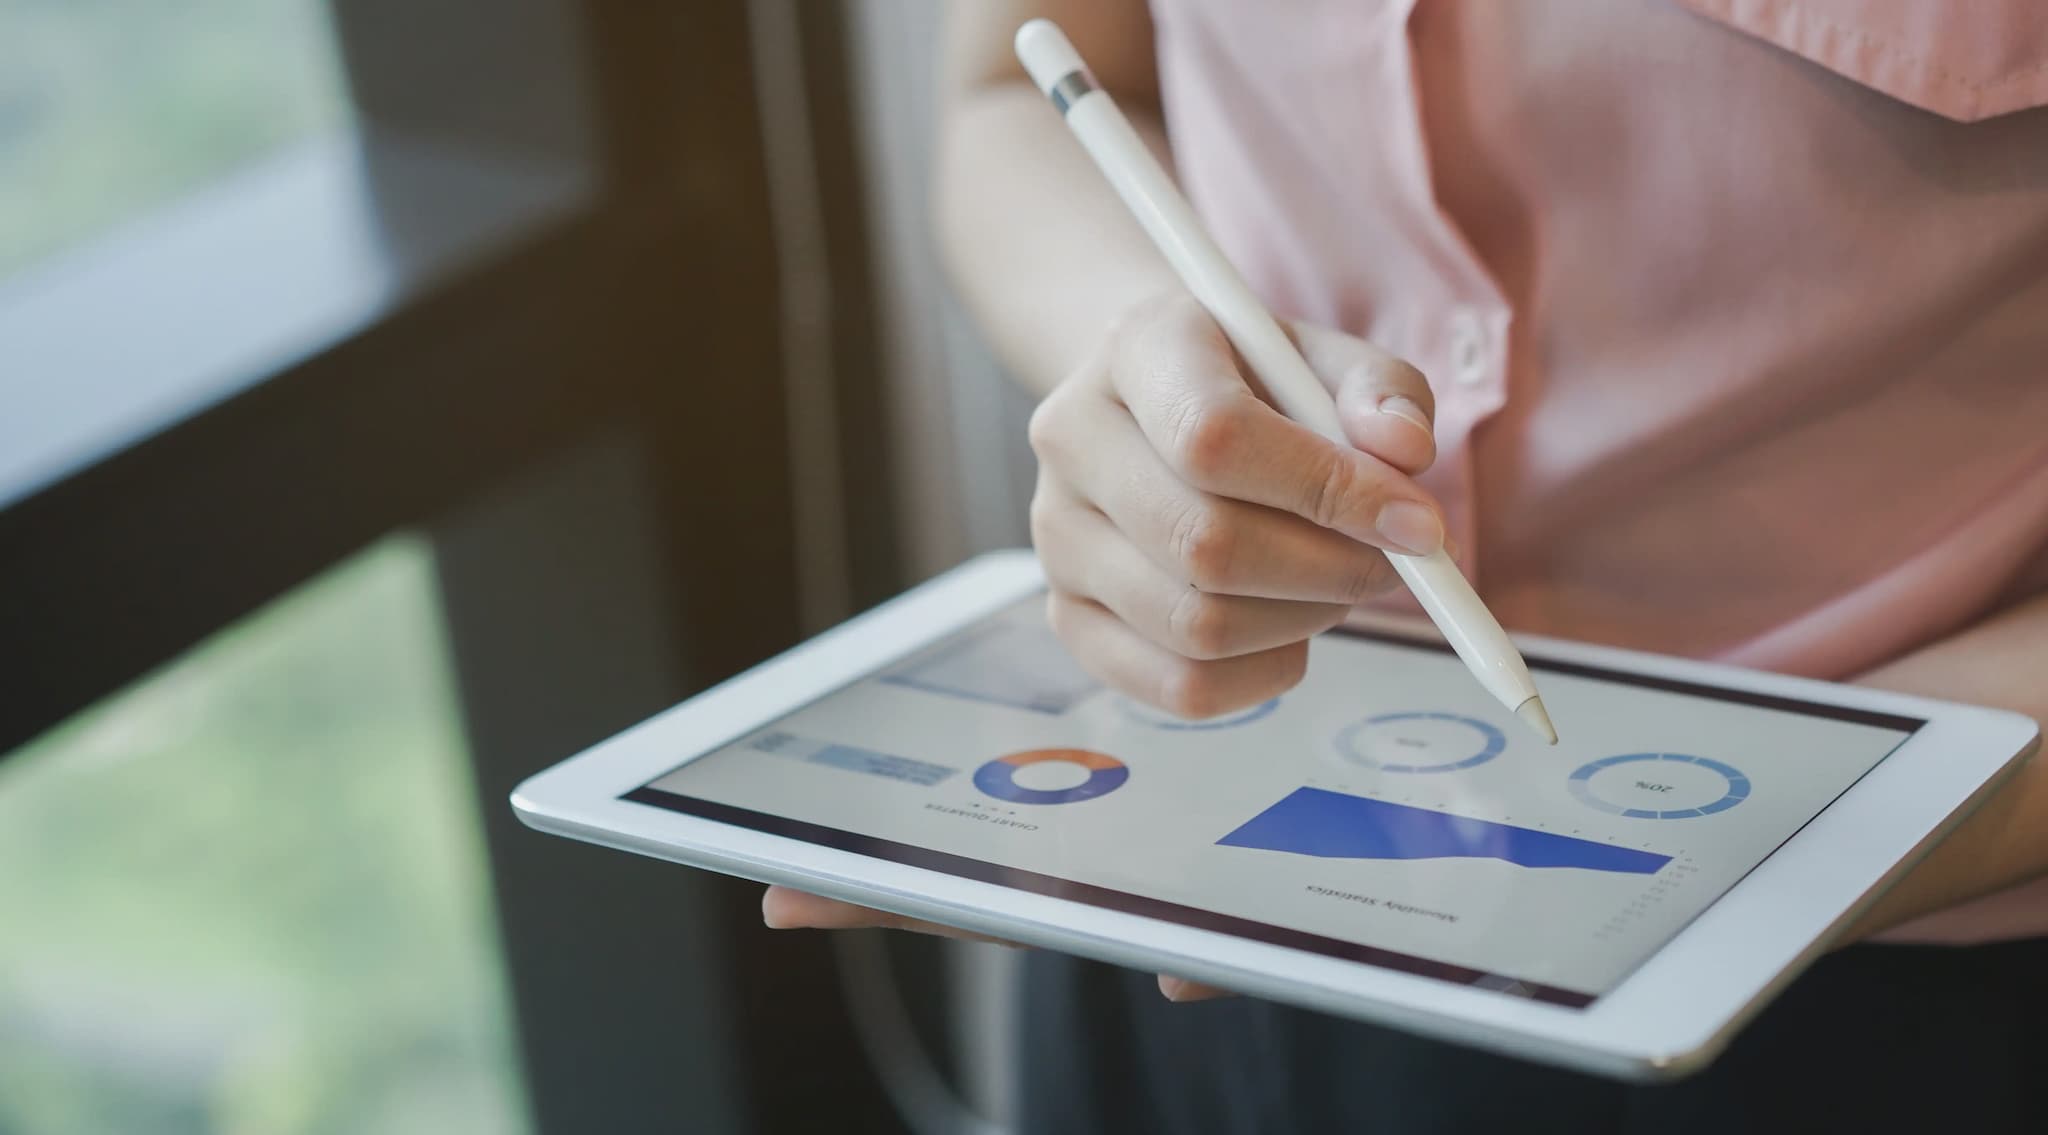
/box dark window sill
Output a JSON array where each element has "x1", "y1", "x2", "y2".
[{"x1": 0, "y1": 127, "x2": 594, "y2": 510}]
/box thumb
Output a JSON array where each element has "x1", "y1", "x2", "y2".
[{"x1": 1287, "y1": 321, "x2": 1437, "y2": 476}]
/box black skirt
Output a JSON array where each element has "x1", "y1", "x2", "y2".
[{"x1": 1015, "y1": 940, "x2": 2047, "y2": 1135}]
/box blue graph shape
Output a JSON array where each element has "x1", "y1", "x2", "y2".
[
  {"x1": 1336, "y1": 712, "x2": 1507, "y2": 773},
  {"x1": 1569, "y1": 753, "x2": 1750, "y2": 819},
  {"x1": 1218, "y1": 787, "x2": 1671, "y2": 874},
  {"x1": 1118, "y1": 696, "x2": 1279, "y2": 731}
]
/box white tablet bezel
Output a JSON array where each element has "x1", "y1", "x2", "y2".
[{"x1": 511, "y1": 550, "x2": 2038, "y2": 1080}]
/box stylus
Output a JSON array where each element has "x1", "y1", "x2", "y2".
[{"x1": 1014, "y1": 19, "x2": 1557, "y2": 744}]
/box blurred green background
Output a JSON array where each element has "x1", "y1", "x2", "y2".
[
  {"x1": 0, "y1": 543, "x2": 531, "y2": 1135},
  {"x1": 0, "y1": 3, "x2": 531, "y2": 1130},
  {"x1": 0, "y1": 0, "x2": 348, "y2": 278}
]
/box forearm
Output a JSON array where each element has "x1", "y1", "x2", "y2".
[
  {"x1": 935, "y1": 28, "x2": 1177, "y2": 397},
  {"x1": 1846, "y1": 591, "x2": 2048, "y2": 941}
]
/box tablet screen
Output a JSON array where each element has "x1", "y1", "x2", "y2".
[{"x1": 627, "y1": 598, "x2": 1919, "y2": 1006}]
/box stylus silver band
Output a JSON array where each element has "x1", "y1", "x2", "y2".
[{"x1": 1049, "y1": 70, "x2": 1096, "y2": 116}]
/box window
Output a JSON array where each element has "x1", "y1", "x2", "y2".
[
  {"x1": 0, "y1": 0, "x2": 349, "y2": 280},
  {"x1": 0, "y1": 539, "x2": 530, "y2": 1134},
  {"x1": 0, "y1": 1, "x2": 872, "y2": 1127}
]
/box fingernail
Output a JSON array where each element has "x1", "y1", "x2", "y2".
[
  {"x1": 1375, "y1": 501, "x2": 1444, "y2": 556},
  {"x1": 1160, "y1": 977, "x2": 1186, "y2": 1001},
  {"x1": 1377, "y1": 394, "x2": 1432, "y2": 436}
]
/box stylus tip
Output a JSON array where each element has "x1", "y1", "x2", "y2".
[{"x1": 1516, "y1": 697, "x2": 1558, "y2": 745}]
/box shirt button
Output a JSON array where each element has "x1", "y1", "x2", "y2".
[{"x1": 1448, "y1": 309, "x2": 1488, "y2": 388}]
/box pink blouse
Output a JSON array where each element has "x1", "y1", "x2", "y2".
[{"x1": 1150, "y1": 0, "x2": 2048, "y2": 680}]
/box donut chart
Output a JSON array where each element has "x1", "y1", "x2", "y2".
[
  {"x1": 974, "y1": 748, "x2": 1129, "y2": 805},
  {"x1": 1335, "y1": 712, "x2": 1507, "y2": 774},
  {"x1": 1569, "y1": 753, "x2": 1750, "y2": 819}
]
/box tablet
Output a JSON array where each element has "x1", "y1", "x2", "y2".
[{"x1": 512, "y1": 551, "x2": 2038, "y2": 1080}]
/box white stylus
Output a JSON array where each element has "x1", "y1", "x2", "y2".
[{"x1": 1015, "y1": 19, "x2": 1557, "y2": 743}]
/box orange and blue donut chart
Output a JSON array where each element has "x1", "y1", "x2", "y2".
[{"x1": 973, "y1": 748, "x2": 1129, "y2": 805}]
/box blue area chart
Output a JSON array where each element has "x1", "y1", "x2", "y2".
[{"x1": 1219, "y1": 787, "x2": 1671, "y2": 875}]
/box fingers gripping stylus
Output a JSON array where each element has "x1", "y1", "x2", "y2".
[{"x1": 1014, "y1": 19, "x2": 1557, "y2": 743}]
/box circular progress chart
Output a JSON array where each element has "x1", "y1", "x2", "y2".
[
  {"x1": 1569, "y1": 753, "x2": 1750, "y2": 820},
  {"x1": 974, "y1": 748, "x2": 1129, "y2": 805},
  {"x1": 1335, "y1": 712, "x2": 1507, "y2": 774}
]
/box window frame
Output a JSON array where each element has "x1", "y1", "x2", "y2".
[{"x1": 0, "y1": 2, "x2": 911, "y2": 1131}]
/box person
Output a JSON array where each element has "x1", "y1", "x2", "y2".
[{"x1": 765, "y1": 2, "x2": 2048, "y2": 1130}]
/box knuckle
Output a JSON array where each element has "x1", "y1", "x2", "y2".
[
  {"x1": 1167, "y1": 501, "x2": 1236, "y2": 587},
  {"x1": 1167, "y1": 399, "x2": 1248, "y2": 486},
  {"x1": 1336, "y1": 552, "x2": 1399, "y2": 605},
  {"x1": 1166, "y1": 588, "x2": 1233, "y2": 660},
  {"x1": 1025, "y1": 393, "x2": 1068, "y2": 462},
  {"x1": 1303, "y1": 452, "x2": 1364, "y2": 530}
]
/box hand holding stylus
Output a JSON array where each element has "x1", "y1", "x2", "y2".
[
  {"x1": 759, "y1": 17, "x2": 1547, "y2": 991},
  {"x1": 1016, "y1": 19, "x2": 1556, "y2": 742},
  {"x1": 1027, "y1": 293, "x2": 1451, "y2": 720}
]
